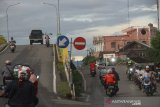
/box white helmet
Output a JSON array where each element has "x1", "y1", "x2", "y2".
[
  {"x1": 5, "y1": 60, "x2": 11, "y2": 65},
  {"x1": 146, "y1": 65, "x2": 149, "y2": 69},
  {"x1": 107, "y1": 68, "x2": 112, "y2": 73},
  {"x1": 18, "y1": 66, "x2": 31, "y2": 81}
]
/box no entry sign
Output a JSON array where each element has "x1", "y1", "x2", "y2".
[{"x1": 73, "y1": 37, "x2": 86, "y2": 50}]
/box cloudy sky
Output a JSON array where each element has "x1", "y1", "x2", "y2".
[{"x1": 0, "y1": 0, "x2": 158, "y2": 56}]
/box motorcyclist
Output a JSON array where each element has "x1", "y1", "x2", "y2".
[
  {"x1": 10, "y1": 37, "x2": 16, "y2": 46},
  {"x1": 111, "y1": 67, "x2": 120, "y2": 91},
  {"x1": 89, "y1": 62, "x2": 96, "y2": 74},
  {"x1": 29, "y1": 71, "x2": 39, "y2": 96},
  {"x1": 0, "y1": 66, "x2": 38, "y2": 107},
  {"x1": 45, "y1": 34, "x2": 50, "y2": 46},
  {"x1": 142, "y1": 65, "x2": 157, "y2": 92},
  {"x1": 1, "y1": 60, "x2": 13, "y2": 85},
  {"x1": 103, "y1": 69, "x2": 116, "y2": 89}
]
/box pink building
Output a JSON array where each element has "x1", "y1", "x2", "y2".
[{"x1": 93, "y1": 23, "x2": 157, "y2": 57}]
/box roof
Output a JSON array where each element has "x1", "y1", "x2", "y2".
[{"x1": 118, "y1": 41, "x2": 150, "y2": 52}]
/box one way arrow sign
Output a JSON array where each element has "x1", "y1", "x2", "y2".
[{"x1": 57, "y1": 35, "x2": 69, "y2": 48}]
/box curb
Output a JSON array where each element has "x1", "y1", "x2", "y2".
[
  {"x1": 0, "y1": 44, "x2": 8, "y2": 54},
  {"x1": 53, "y1": 45, "x2": 57, "y2": 94}
]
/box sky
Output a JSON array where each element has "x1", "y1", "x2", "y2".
[{"x1": 0, "y1": 0, "x2": 158, "y2": 57}]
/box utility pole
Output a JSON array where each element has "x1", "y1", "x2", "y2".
[
  {"x1": 127, "y1": 0, "x2": 130, "y2": 27},
  {"x1": 6, "y1": 3, "x2": 20, "y2": 42},
  {"x1": 57, "y1": 0, "x2": 61, "y2": 35},
  {"x1": 157, "y1": 0, "x2": 159, "y2": 30}
]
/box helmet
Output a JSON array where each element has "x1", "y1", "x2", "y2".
[
  {"x1": 107, "y1": 68, "x2": 113, "y2": 73},
  {"x1": 111, "y1": 67, "x2": 115, "y2": 71},
  {"x1": 5, "y1": 60, "x2": 11, "y2": 65},
  {"x1": 18, "y1": 66, "x2": 31, "y2": 81},
  {"x1": 11, "y1": 37, "x2": 13, "y2": 40},
  {"x1": 146, "y1": 65, "x2": 150, "y2": 69}
]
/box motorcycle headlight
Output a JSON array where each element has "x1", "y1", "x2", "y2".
[{"x1": 129, "y1": 68, "x2": 133, "y2": 71}]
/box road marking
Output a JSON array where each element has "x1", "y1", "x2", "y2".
[
  {"x1": 52, "y1": 99, "x2": 91, "y2": 105},
  {"x1": 53, "y1": 46, "x2": 57, "y2": 94}
]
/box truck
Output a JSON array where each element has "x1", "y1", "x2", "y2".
[{"x1": 29, "y1": 30, "x2": 43, "y2": 45}]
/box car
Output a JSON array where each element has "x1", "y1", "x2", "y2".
[{"x1": 29, "y1": 30, "x2": 43, "y2": 45}]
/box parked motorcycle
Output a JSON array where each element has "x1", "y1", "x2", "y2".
[{"x1": 105, "y1": 84, "x2": 117, "y2": 97}]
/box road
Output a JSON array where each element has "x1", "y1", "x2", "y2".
[
  {"x1": 0, "y1": 45, "x2": 91, "y2": 107},
  {"x1": 0, "y1": 45, "x2": 160, "y2": 107},
  {"x1": 81, "y1": 65, "x2": 160, "y2": 107}
]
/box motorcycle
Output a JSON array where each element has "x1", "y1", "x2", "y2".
[
  {"x1": 0, "y1": 64, "x2": 39, "y2": 107},
  {"x1": 90, "y1": 70, "x2": 96, "y2": 77},
  {"x1": 10, "y1": 44, "x2": 16, "y2": 53},
  {"x1": 105, "y1": 84, "x2": 117, "y2": 97},
  {"x1": 143, "y1": 79, "x2": 154, "y2": 96},
  {"x1": 137, "y1": 74, "x2": 143, "y2": 90},
  {"x1": 155, "y1": 70, "x2": 160, "y2": 82},
  {"x1": 127, "y1": 68, "x2": 134, "y2": 81},
  {"x1": 45, "y1": 39, "x2": 50, "y2": 47}
]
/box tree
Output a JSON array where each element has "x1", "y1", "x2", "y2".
[
  {"x1": 146, "y1": 31, "x2": 160, "y2": 63},
  {"x1": 151, "y1": 32, "x2": 160, "y2": 51},
  {"x1": 0, "y1": 35, "x2": 7, "y2": 45}
]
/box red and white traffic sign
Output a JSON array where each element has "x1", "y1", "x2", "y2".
[{"x1": 73, "y1": 37, "x2": 86, "y2": 50}]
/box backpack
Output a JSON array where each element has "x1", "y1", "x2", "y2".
[{"x1": 105, "y1": 74, "x2": 116, "y2": 84}]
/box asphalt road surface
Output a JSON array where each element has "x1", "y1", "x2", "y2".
[
  {"x1": 81, "y1": 65, "x2": 160, "y2": 107},
  {"x1": 0, "y1": 45, "x2": 160, "y2": 107},
  {"x1": 0, "y1": 45, "x2": 90, "y2": 107}
]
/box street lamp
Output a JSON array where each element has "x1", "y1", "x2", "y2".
[
  {"x1": 43, "y1": 1, "x2": 61, "y2": 36},
  {"x1": 6, "y1": 3, "x2": 20, "y2": 42}
]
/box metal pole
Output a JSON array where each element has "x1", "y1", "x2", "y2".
[
  {"x1": 127, "y1": 0, "x2": 130, "y2": 27},
  {"x1": 43, "y1": 3, "x2": 58, "y2": 36},
  {"x1": 70, "y1": 38, "x2": 72, "y2": 62},
  {"x1": 6, "y1": 3, "x2": 20, "y2": 42},
  {"x1": 157, "y1": 0, "x2": 159, "y2": 30},
  {"x1": 57, "y1": 0, "x2": 61, "y2": 35},
  {"x1": 6, "y1": 9, "x2": 9, "y2": 42}
]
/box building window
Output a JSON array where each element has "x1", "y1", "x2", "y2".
[
  {"x1": 111, "y1": 42, "x2": 116, "y2": 48},
  {"x1": 142, "y1": 41, "x2": 146, "y2": 44}
]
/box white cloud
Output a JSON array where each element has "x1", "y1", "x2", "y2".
[
  {"x1": 130, "y1": 5, "x2": 157, "y2": 12},
  {"x1": 63, "y1": 14, "x2": 106, "y2": 22}
]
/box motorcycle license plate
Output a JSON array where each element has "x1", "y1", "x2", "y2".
[{"x1": 109, "y1": 86, "x2": 114, "y2": 88}]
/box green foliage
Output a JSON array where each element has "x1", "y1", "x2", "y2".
[
  {"x1": 151, "y1": 32, "x2": 160, "y2": 50},
  {"x1": 146, "y1": 48, "x2": 160, "y2": 63},
  {"x1": 70, "y1": 61, "x2": 83, "y2": 97},
  {"x1": 0, "y1": 35, "x2": 7, "y2": 45},
  {"x1": 57, "y1": 62, "x2": 67, "y2": 81},
  {"x1": 57, "y1": 81, "x2": 71, "y2": 98},
  {"x1": 146, "y1": 31, "x2": 160, "y2": 63},
  {"x1": 72, "y1": 70, "x2": 83, "y2": 97},
  {"x1": 82, "y1": 56, "x2": 97, "y2": 65}
]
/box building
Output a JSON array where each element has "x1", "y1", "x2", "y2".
[
  {"x1": 118, "y1": 41, "x2": 151, "y2": 63},
  {"x1": 93, "y1": 23, "x2": 157, "y2": 58}
]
